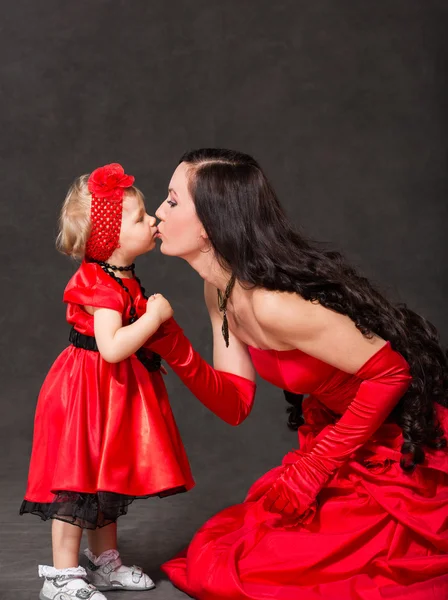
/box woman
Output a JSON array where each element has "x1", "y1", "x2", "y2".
[{"x1": 146, "y1": 148, "x2": 448, "y2": 600}]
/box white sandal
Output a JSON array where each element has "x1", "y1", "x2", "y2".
[
  {"x1": 84, "y1": 549, "x2": 155, "y2": 591},
  {"x1": 39, "y1": 565, "x2": 106, "y2": 600}
]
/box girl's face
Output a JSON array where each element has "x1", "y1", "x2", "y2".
[
  {"x1": 155, "y1": 162, "x2": 208, "y2": 258},
  {"x1": 119, "y1": 192, "x2": 158, "y2": 257}
]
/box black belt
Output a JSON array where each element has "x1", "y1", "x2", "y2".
[
  {"x1": 69, "y1": 327, "x2": 98, "y2": 351},
  {"x1": 69, "y1": 327, "x2": 162, "y2": 372}
]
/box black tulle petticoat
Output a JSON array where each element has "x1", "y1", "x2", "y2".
[{"x1": 20, "y1": 486, "x2": 186, "y2": 530}]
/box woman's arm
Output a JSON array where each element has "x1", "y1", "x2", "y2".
[
  {"x1": 253, "y1": 291, "x2": 411, "y2": 517},
  {"x1": 144, "y1": 282, "x2": 256, "y2": 425}
]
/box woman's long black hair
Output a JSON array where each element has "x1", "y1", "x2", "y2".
[{"x1": 180, "y1": 148, "x2": 447, "y2": 471}]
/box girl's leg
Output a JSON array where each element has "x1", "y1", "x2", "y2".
[
  {"x1": 41, "y1": 521, "x2": 107, "y2": 600},
  {"x1": 84, "y1": 522, "x2": 155, "y2": 591},
  {"x1": 52, "y1": 519, "x2": 83, "y2": 569},
  {"x1": 87, "y1": 522, "x2": 118, "y2": 556}
]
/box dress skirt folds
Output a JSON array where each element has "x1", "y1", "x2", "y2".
[
  {"x1": 20, "y1": 261, "x2": 194, "y2": 528},
  {"x1": 162, "y1": 346, "x2": 448, "y2": 600}
]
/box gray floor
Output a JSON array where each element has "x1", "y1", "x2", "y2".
[{"x1": 1, "y1": 376, "x2": 293, "y2": 600}]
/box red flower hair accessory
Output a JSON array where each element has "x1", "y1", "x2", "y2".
[
  {"x1": 88, "y1": 163, "x2": 135, "y2": 201},
  {"x1": 85, "y1": 163, "x2": 135, "y2": 261}
]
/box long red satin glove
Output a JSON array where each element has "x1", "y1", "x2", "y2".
[
  {"x1": 263, "y1": 341, "x2": 412, "y2": 518},
  {"x1": 145, "y1": 318, "x2": 256, "y2": 426}
]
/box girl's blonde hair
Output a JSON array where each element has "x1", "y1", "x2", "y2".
[
  {"x1": 56, "y1": 174, "x2": 144, "y2": 260},
  {"x1": 56, "y1": 175, "x2": 92, "y2": 260}
]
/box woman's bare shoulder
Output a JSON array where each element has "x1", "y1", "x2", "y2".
[
  {"x1": 252, "y1": 288, "x2": 315, "y2": 329},
  {"x1": 251, "y1": 287, "x2": 385, "y2": 372}
]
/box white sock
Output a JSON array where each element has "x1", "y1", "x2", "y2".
[
  {"x1": 38, "y1": 565, "x2": 86, "y2": 578},
  {"x1": 85, "y1": 548, "x2": 121, "y2": 567}
]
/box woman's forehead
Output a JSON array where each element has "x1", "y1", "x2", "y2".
[{"x1": 170, "y1": 162, "x2": 190, "y2": 191}]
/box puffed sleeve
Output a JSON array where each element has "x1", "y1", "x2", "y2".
[{"x1": 63, "y1": 261, "x2": 125, "y2": 313}]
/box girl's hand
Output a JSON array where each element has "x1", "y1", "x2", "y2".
[{"x1": 146, "y1": 293, "x2": 174, "y2": 324}]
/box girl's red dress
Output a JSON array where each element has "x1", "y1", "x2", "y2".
[
  {"x1": 163, "y1": 346, "x2": 448, "y2": 600},
  {"x1": 21, "y1": 261, "x2": 194, "y2": 527}
]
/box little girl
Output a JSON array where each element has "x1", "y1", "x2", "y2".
[{"x1": 20, "y1": 163, "x2": 194, "y2": 600}]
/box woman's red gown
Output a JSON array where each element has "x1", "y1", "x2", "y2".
[
  {"x1": 163, "y1": 346, "x2": 448, "y2": 599},
  {"x1": 21, "y1": 261, "x2": 194, "y2": 528}
]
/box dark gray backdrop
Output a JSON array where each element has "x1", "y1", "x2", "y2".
[{"x1": 1, "y1": 2, "x2": 447, "y2": 599}]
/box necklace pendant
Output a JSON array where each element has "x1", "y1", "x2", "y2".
[
  {"x1": 217, "y1": 275, "x2": 235, "y2": 348},
  {"x1": 222, "y1": 327, "x2": 229, "y2": 348},
  {"x1": 221, "y1": 310, "x2": 230, "y2": 348}
]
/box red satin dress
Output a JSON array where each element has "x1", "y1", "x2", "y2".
[
  {"x1": 163, "y1": 346, "x2": 448, "y2": 600},
  {"x1": 21, "y1": 261, "x2": 194, "y2": 528}
]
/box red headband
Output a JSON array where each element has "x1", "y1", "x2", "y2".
[{"x1": 85, "y1": 163, "x2": 135, "y2": 261}]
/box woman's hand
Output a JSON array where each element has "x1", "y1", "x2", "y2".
[
  {"x1": 146, "y1": 293, "x2": 174, "y2": 324},
  {"x1": 262, "y1": 465, "x2": 311, "y2": 518}
]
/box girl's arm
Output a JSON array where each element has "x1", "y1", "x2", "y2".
[{"x1": 90, "y1": 294, "x2": 172, "y2": 364}]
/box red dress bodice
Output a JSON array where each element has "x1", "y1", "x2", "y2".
[
  {"x1": 64, "y1": 261, "x2": 147, "y2": 336},
  {"x1": 248, "y1": 345, "x2": 448, "y2": 470},
  {"x1": 248, "y1": 346, "x2": 363, "y2": 414}
]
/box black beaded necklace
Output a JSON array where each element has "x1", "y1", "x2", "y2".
[
  {"x1": 88, "y1": 258, "x2": 161, "y2": 371},
  {"x1": 89, "y1": 259, "x2": 146, "y2": 323}
]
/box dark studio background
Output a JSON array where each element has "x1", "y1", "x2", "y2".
[{"x1": 1, "y1": 2, "x2": 447, "y2": 598}]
